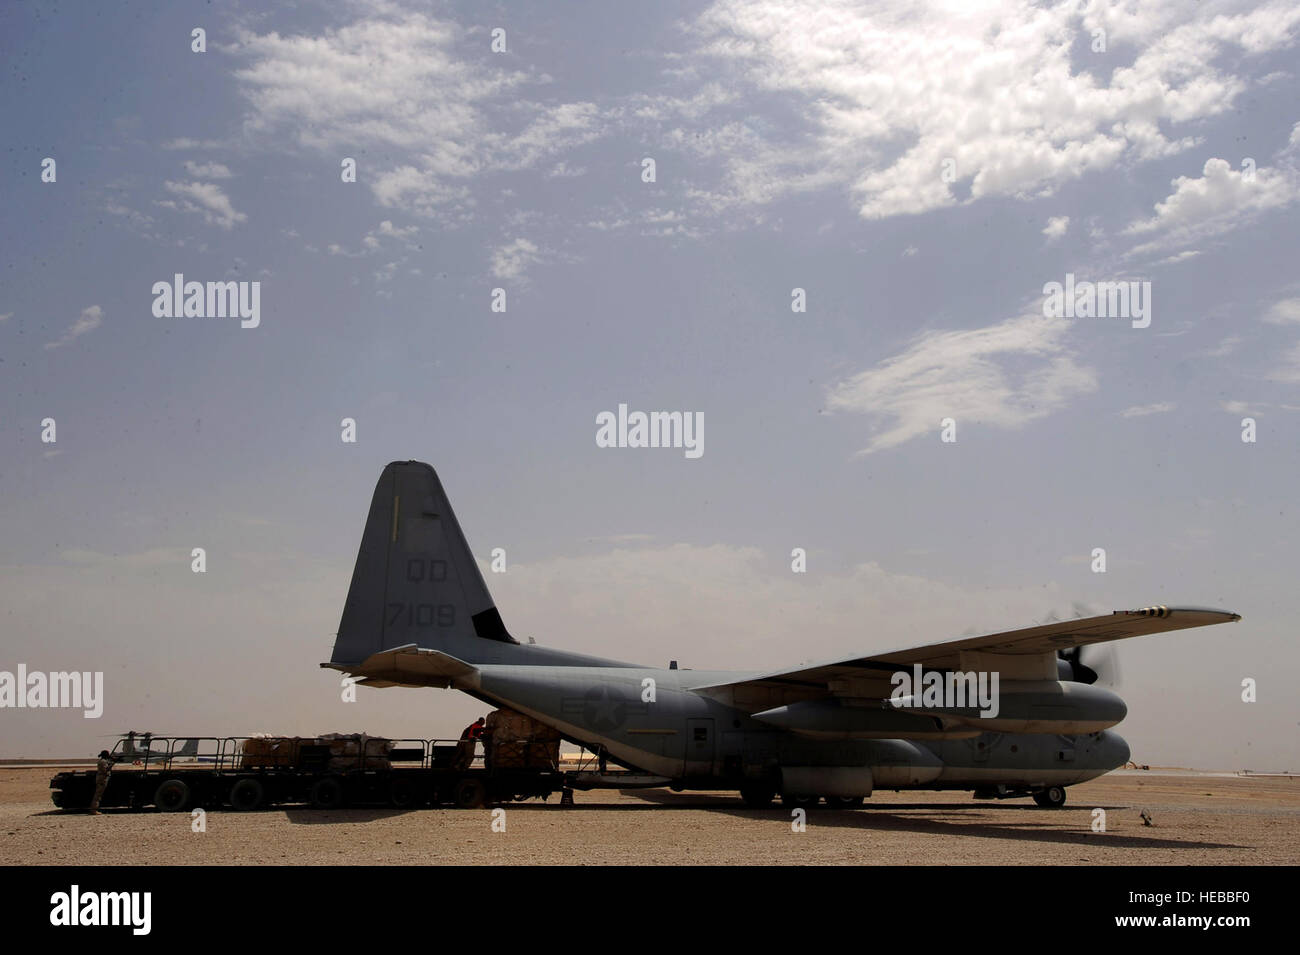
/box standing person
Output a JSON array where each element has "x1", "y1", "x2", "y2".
[
  {"x1": 453, "y1": 717, "x2": 486, "y2": 771},
  {"x1": 88, "y1": 750, "x2": 113, "y2": 814}
]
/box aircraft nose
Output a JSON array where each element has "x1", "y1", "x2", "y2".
[{"x1": 1100, "y1": 730, "x2": 1130, "y2": 769}]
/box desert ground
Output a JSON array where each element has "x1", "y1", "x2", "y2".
[{"x1": 3, "y1": 767, "x2": 1296, "y2": 865}]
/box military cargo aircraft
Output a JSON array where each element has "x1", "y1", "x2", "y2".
[{"x1": 323, "y1": 461, "x2": 1240, "y2": 808}]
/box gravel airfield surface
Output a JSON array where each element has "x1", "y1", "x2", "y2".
[{"x1": 4, "y1": 768, "x2": 1296, "y2": 865}]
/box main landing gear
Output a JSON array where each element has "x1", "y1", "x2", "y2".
[{"x1": 1032, "y1": 785, "x2": 1067, "y2": 808}]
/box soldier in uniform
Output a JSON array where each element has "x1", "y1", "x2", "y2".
[{"x1": 88, "y1": 749, "x2": 114, "y2": 814}]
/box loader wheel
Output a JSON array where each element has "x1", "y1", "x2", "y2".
[
  {"x1": 229, "y1": 778, "x2": 264, "y2": 811},
  {"x1": 154, "y1": 779, "x2": 191, "y2": 812},
  {"x1": 454, "y1": 778, "x2": 487, "y2": 809},
  {"x1": 1033, "y1": 786, "x2": 1067, "y2": 808},
  {"x1": 388, "y1": 776, "x2": 418, "y2": 809},
  {"x1": 310, "y1": 776, "x2": 346, "y2": 810}
]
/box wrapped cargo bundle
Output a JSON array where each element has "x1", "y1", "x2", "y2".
[
  {"x1": 240, "y1": 733, "x2": 393, "y2": 770},
  {"x1": 239, "y1": 736, "x2": 302, "y2": 769},
  {"x1": 321, "y1": 732, "x2": 393, "y2": 771},
  {"x1": 484, "y1": 708, "x2": 561, "y2": 769},
  {"x1": 485, "y1": 708, "x2": 538, "y2": 740}
]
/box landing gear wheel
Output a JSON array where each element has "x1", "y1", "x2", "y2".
[
  {"x1": 310, "y1": 776, "x2": 346, "y2": 810},
  {"x1": 781, "y1": 793, "x2": 819, "y2": 809},
  {"x1": 228, "y1": 778, "x2": 264, "y2": 811},
  {"x1": 1033, "y1": 786, "x2": 1067, "y2": 808},
  {"x1": 153, "y1": 779, "x2": 191, "y2": 812},
  {"x1": 827, "y1": 795, "x2": 864, "y2": 810},
  {"x1": 739, "y1": 785, "x2": 775, "y2": 809},
  {"x1": 454, "y1": 778, "x2": 488, "y2": 809}
]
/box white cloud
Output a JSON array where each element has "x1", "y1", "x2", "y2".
[
  {"x1": 1124, "y1": 157, "x2": 1300, "y2": 256},
  {"x1": 161, "y1": 137, "x2": 226, "y2": 150},
  {"x1": 363, "y1": 219, "x2": 419, "y2": 249},
  {"x1": 160, "y1": 180, "x2": 247, "y2": 229},
  {"x1": 1153, "y1": 250, "x2": 1202, "y2": 266},
  {"x1": 326, "y1": 243, "x2": 364, "y2": 258},
  {"x1": 825, "y1": 313, "x2": 1097, "y2": 454},
  {"x1": 330, "y1": 220, "x2": 423, "y2": 257},
  {"x1": 182, "y1": 160, "x2": 233, "y2": 179},
  {"x1": 1120, "y1": 401, "x2": 1176, "y2": 418},
  {"x1": 1263, "y1": 297, "x2": 1300, "y2": 325},
  {"x1": 233, "y1": 11, "x2": 605, "y2": 218},
  {"x1": 546, "y1": 161, "x2": 587, "y2": 179},
  {"x1": 675, "y1": 0, "x2": 1300, "y2": 220},
  {"x1": 1043, "y1": 216, "x2": 1070, "y2": 241},
  {"x1": 373, "y1": 258, "x2": 404, "y2": 287},
  {"x1": 376, "y1": 219, "x2": 417, "y2": 238},
  {"x1": 1267, "y1": 343, "x2": 1300, "y2": 383},
  {"x1": 491, "y1": 237, "x2": 543, "y2": 281},
  {"x1": 44, "y1": 305, "x2": 102, "y2": 350},
  {"x1": 1203, "y1": 336, "x2": 1241, "y2": 358}
]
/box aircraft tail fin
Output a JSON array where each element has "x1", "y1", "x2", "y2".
[{"x1": 329, "y1": 461, "x2": 514, "y2": 665}]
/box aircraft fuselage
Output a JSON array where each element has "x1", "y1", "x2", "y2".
[{"x1": 457, "y1": 662, "x2": 1130, "y2": 794}]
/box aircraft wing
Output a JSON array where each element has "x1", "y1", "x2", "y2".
[{"x1": 691, "y1": 606, "x2": 1240, "y2": 699}]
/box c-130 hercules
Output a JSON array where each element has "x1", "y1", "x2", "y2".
[{"x1": 324, "y1": 462, "x2": 1240, "y2": 809}]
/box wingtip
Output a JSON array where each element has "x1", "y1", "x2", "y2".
[{"x1": 1118, "y1": 605, "x2": 1241, "y2": 623}]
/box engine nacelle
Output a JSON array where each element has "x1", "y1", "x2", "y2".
[
  {"x1": 891, "y1": 680, "x2": 1127, "y2": 734},
  {"x1": 753, "y1": 698, "x2": 980, "y2": 739}
]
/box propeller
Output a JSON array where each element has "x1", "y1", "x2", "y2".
[
  {"x1": 1046, "y1": 604, "x2": 1122, "y2": 687},
  {"x1": 1058, "y1": 644, "x2": 1122, "y2": 687}
]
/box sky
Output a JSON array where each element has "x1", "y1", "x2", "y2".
[{"x1": 1, "y1": 0, "x2": 1297, "y2": 769}]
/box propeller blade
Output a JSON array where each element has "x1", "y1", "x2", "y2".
[
  {"x1": 1083, "y1": 643, "x2": 1122, "y2": 688},
  {"x1": 1057, "y1": 645, "x2": 1121, "y2": 687},
  {"x1": 1057, "y1": 647, "x2": 1099, "y2": 684}
]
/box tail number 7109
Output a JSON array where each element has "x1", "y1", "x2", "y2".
[{"x1": 387, "y1": 603, "x2": 456, "y2": 627}]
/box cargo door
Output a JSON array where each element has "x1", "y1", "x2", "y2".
[{"x1": 685, "y1": 718, "x2": 715, "y2": 775}]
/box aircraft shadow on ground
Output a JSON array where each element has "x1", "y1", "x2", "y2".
[
  {"x1": 607, "y1": 789, "x2": 1248, "y2": 851},
  {"x1": 281, "y1": 808, "x2": 419, "y2": 825}
]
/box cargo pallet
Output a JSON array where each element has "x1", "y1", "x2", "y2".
[{"x1": 49, "y1": 736, "x2": 575, "y2": 812}]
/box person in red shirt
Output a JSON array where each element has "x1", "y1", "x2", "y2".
[{"x1": 454, "y1": 717, "x2": 486, "y2": 770}]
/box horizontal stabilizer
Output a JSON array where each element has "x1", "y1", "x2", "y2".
[{"x1": 321, "y1": 644, "x2": 478, "y2": 689}]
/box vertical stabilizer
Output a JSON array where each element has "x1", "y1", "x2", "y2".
[{"x1": 330, "y1": 461, "x2": 515, "y2": 665}]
